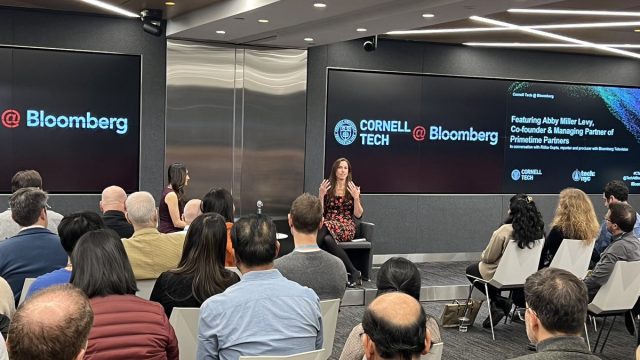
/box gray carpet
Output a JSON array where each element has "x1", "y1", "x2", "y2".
[{"x1": 329, "y1": 261, "x2": 637, "y2": 360}]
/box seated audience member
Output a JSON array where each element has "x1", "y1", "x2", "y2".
[
  {"x1": 540, "y1": 188, "x2": 599, "y2": 268},
  {"x1": 7, "y1": 284, "x2": 94, "y2": 360},
  {"x1": 0, "y1": 276, "x2": 14, "y2": 339},
  {"x1": 150, "y1": 212, "x2": 240, "y2": 317},
  {"x1": 100, "y1": 186, "x2": 134, "y2": 238},
  {"x1": 339, "y1": 257, "x2": 440, "y2": 360},
  {"x1": 197, "y1": 214, "x2": 322, "y2": 360},
  {"x1": 178, "y1": 199, "x2": 202, "y2": 233},
  {"x1": 509, "y1": 268, "x2": 598, "y2": 359},
  {"x1": 0, "y1": 170, "x2": 62, "y2": 240},
  {"x1": 591, "y1": 180, "x2": 640, "y2": 268},
  {"x1": 71, "y1": 229, "x2": 179, "y2": 360},
  {"x1": 275, "y1": 193, "x2": 347, "y2": 300},
  {"x1": 201, "y1": 188, "x2": 236, "y2": 266},
  {"x1": 0, "y1": 188, "x2": 67, "y2": 303},
  {"x1": 122, "y1": 191, "x2": 186, "y2": 279},
  {"x1": 361, "y1": 292, "x2": 431, "y2": 360},
  {"x1": 466, "y1": 194, "x2": 545, "y2": 328},
  {"x1": 26, "y1": 211, "x2": 105, "y2": 299},
  {"x1": 584, "y1": 202, "x2": 640, "y2": 301}
]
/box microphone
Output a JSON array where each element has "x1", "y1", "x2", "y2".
[{"x1": 257, "y1": 200, "x2": 263, "y2": 214}]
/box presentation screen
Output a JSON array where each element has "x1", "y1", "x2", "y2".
[
  {"x1": 325, "y1": 69, "x2": 640, "y2": 194},
  {"x1": 0, "y1": 47, "x2": 141, "y2": 194}
]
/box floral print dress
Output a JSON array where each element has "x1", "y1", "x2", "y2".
[{"x1": 323, "y1": 195, "x2": 357, "y2": 243}]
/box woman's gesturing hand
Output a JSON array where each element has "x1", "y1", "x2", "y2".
[{"x1": 319, "y1": 179, "x2": 331, "y2": 198}]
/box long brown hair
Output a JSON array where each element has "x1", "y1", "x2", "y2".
[
  {"x1": 328, "y1": 158, "x2": 353, "y2": 202},
  {"x1": 551, "y1": 188, "x2": 599, "y2": 244},
  {"x1": 168, "y1": 163, "x2": 187, "y2": 207}
]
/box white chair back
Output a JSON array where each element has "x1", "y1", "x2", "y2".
[
  {"x1": 319, "y1": 299, "x2": 340, "y2": 360},
  {"x1": 548, "y1": 239, "x2": 595, "y2": 279},
  {"x1": 239, "y1": 349, "x2": 325, "y2": 360},
  {"x1": 424, "y1": 342, "x2": 443, "y2": 360},
  {"x1": 135, "y1": 279, "x2": 157, "y2": 300},
  {"x1": 589, "y1": 261, "x2": 640, "y2": 314},
  {"x1": 490, "y1": 238, "x2": 545, "y2": 289},
  {"x1": 226, "y1": 267, "x2": 242, "y2": 279},
  {"x1": 169, "y1": 307, "x2": 200, "y2": 360},
  {"x1": 18, "y1": 278, "x2": 36, "y2": 305}
]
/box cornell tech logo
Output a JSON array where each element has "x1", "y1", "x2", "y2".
[{"x1": 334, "y1": 119, "x2": 357, "y2": 145}]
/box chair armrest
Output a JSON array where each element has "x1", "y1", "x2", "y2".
[{"x1": 358, "y1": 222, "x2": 375, "y2": 243}]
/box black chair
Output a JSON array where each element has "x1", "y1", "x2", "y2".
[{"x1": 338, "y1": 221, "x2": 375, "y2": 281}]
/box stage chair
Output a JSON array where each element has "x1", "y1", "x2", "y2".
[
  {"x1": 587, "y1": 261, "x2": 640, "y2": 353},
  {"x1": 320, "y1": 299, "x2": 340, "y2": 360},
  {"x1": 239, "y1": 349, "x2": 325, "y2": 360},
  {"x1": 169, "y1": 307, "x2": 200, "y2": 360},
  {"x1": 338, "y1": 221, "x2": 375, "y2": 280},
  {"x1": 18, "y1": 278, "x2": 36, "y2": 305},
  {"x1": 135, "y1": 279, "x2": 157, "y2": 300},
  {"x1": 465, "y1": 238, "x2": 545, "y2": 340},
  {"x1": 226, "y1": 267, "x2": 242, "y2": 279},
  {"x1": 548, "y1": 239, "x2": 595, "y2": 279}
]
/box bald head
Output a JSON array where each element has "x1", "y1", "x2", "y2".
[
  {"x1": 125, "y1": 191, "x2": 157, "y2": 228},
  {"x1": 183, "y1": 199, "x2": 202, "y2": 225},
  {"x1": 101, "y1": 186, "x2": 127, "y2": 213},
  {"x1": 8, "y1": 284, "x2": 93, "y2": 360},
  {"x1": 362, "y1": 293, "x2": 428, "y2": 360}
]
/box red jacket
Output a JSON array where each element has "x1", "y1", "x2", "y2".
[{"x1": 84, "y1": 294, "x2": 179, "y2": 360}]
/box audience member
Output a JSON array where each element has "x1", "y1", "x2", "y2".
[
  {"x1": 275, "y1": 193, "x2": 347, "y2": 300},
  {"x1": 339, "y1": 257, "x2": 440, "y2": 360},
  {"x1": 150, "y1": 212, "x2": 240, "y2": 317},
  {"x1": 0, "y1": 276, "x2": 14, "y2": 339},
  {"x1": 201, "y1": 188, "x2": 236, "y2": 266},
  {"x1": 0, "y1": 170, "x2": 62, "y2": 240},
  {"x1": 197, "y1": 214, "x2": 322, "y2": 360},
  {"x1": 466, "y1": 194, "x2": 545, "y2": 328},
  {"x1": 361, "y1": 292, "x2": 431, "y2": 360},
  {"x1": 159, "y1": 163, "x2": 189, "y2": 233},
  {"x1": 540, "y1": 188, "x2": 599, "y2": 268},
  {"x1": 7, "y1": 284, "x2": 94, "y2": 360},
  {"x1": 0, "y1": 188, "x2": 67, "y2": 303},
  {"x1": 26, "y1": 211, "x2": 105, "y2": 299},
  {"x1": 71, "y1": 229, "x2": 178, "y2": 360},
  {"x1": 591, "y1": 180, "x2": 640, "y2": 268},
  {"x1": 509, "y1": 268, "x2": 598, "y2": 359},
  {"x1": 122, "y1": 191, "x2": 186, "y2": 279},
  {"x1": 584, "y1": 202, "x2": 640, "y2": 301},
  {"x1": 178, "y1": 199, "x2": 202, "y2": 233},
  {"x1": 100, "y1": 186, "x2": 134, "y2": 238}
]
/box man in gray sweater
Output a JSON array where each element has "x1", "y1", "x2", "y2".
[{"x1": 275, "y1": 193, "x2": 347, "y2": 300}]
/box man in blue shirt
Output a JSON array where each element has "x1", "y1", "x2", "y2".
[
  {"x1": 590, "y1": 180, "x2": 640, "y2": 269},
  {"x1": 197, "y1": 214, "x2": 323, "y2": 360}
]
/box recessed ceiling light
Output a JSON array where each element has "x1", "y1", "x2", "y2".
[
  {"x1": 422, "y1": 13, "x2": 435, "y2": 18},
  {"x1": 216, "y1": 30, "x2": 226, "y2": 34},
  {"x1": 314, "y1": 3, "x2": 326, "y2": 8},
  {"x1": 357, "y1": 28, "x2": 367, "y2": 32},
  {"x1": 165, "y1": 1, "x2": 175, "y2": 5},
  {"x1": 258, "y1": 19, "x2": 269, "y2": 23},
  {"x1": 304, "y1": 38, "x2": 314, "y2": 42},
  {"x1": 81, "y1": 0, "x2": 139, "y2": 17},
  {"x1": 635, "y1": 29, "x2": 640, "y2": 32}
]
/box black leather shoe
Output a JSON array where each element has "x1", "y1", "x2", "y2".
[{"x1": 482, "y1": 306, "x2": 505, "y2": 328}]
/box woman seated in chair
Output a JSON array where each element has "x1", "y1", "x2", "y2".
[
  {"x1": 465, "y1": 194, "x2": 545, "y2": 329},
  {"x1": 338, "y1": 257, "x2": 441, "y2": 360},
  {"x1": 539, "y1": 188, "x2": 599, "y2": 269}
]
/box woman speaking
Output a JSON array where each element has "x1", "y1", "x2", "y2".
[{"x1": 318, "y1": 158, "x2": 364, "y2": 287}]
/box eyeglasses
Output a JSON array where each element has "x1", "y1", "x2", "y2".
[{"x1": 604, "y1": 217, "x2": 612, "y2": 223}]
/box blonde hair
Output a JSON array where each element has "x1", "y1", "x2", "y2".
[{"x1": 551, "y1": 188, "x2": 599, "y2": 244}]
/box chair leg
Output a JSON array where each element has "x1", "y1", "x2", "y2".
[
  {"x1": 593, "y1": 316, "x2": 607, "y2": 353},
  {"x1": 591, "y1": 316, "x2": 597, "y2": 332},
  {"x1": 510, "y1": 304, "x2": 519, "y2": 324},
  {"x1": 584, "y1": 323, "x2": 591, "y2": 352},
  {"x1": 485, "y1": 283, "x2": 495, "y2": 340},
  {"x1": 504, "y1": 290, "x2": 513, "y2": 324},
  {"x1": 458, "y1": 283, "x2": 475, "y2": 329},
  {"x1": 599, "y1": 315, "x2": 616, "y2": 353}
]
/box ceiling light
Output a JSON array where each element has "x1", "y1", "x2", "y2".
[
  {"x1": 216, "y1": 30, "x2": 226, "y2": 34},
  {"x1": 81, "y1": 0, "x2": 139, "y2": 17},
  {"x1": 508, "y1": 9, "x2": 640, "y2": 17},
  {"x1": 422, "y1": 13, "x2": 435, "y2": 18},
  {"x1": 304, "y1": 38, "x2": 314, "y2": 42},
  {"x1": 165, "y1": 2, "x2": 175, "y2": 5},
  {"x1": 532, "y1": 21, "x2": 640, "y2": 30},
  {"x1": 635, "y1": 29, "x2": 640, "y2": 32},
  {"x1": 387, "y1": 27, "x2": 511, "y2": 35},
  {"x1": 314, "y1": 3, "x2": 326, "y2": 8},
  {"x1": 357, "y1": 28, "x2": 367, "y2": 32},
  {"x1": 258, "y1": 19, "x2": 269, "y2": 23},
  {"x1": 470, "y1": 16, "x2": 640, "y2": 60},
  {"x1": 464, "y1": 42, "x2": 640, "y2": 48}
]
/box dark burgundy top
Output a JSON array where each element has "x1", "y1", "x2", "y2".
[{"x1": 159, "y1": 187, "x2": 184, "y2": 234}]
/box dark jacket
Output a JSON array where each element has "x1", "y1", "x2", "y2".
[
  {"x1": 0, "y1": 227, "x2": 67, "y2": 304},
  {"x1": 103, "y1": 210, "x2": 134, "y2": 238},
  {"x1": 510, "y1": 336, "x2": 599, "y2": 359},
  {"x1": 85, "y1": 294, "x2": 179, "y2": 360}
]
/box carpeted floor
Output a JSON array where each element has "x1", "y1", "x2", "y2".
[{"x1": 329, "y1": 261, "x2": 638, "y2": 360}]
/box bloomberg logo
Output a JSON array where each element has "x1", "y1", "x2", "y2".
[{"x1": 2, "y1": 109, "x2": 128, "y2": 135}]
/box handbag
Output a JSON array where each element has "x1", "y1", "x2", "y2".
[{"x1": 439, "y1": 299, "x2": 484, "y2": 328}]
